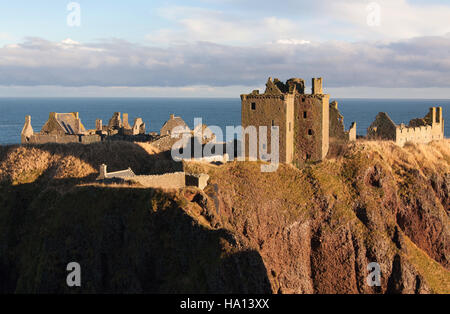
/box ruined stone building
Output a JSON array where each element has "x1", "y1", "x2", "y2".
[
  {"x1": 97, "y1": 112, "x2": 146, "y2": 137},
  {"x1": 21, "y1": 112, "x2": 101, "y2": 144},
  {"x1": 241, "y1": 77, "x2": 356, "y2": 164},
  {"x1": 160, "y1": 114, "x2": 191, "y2": 137},
  {"x1": 21, "y1": 112, "x2": 148, "y2": 144},
  {"x1": 367, "y1": 107, "x2": 444, "y2": 147}
]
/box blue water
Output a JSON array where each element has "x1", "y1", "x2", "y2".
[{"x1": 0, "y1": 97, "x2": 448, "y2": 144}]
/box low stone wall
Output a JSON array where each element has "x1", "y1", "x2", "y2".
[
  {"x1": 185, "y1": 174, "x2": 210, "y2": 190},
  {"x1": 80, "y1": 134, "x2": 102, "y2": 144},
  {"x1": 348, "y1": 122, "x2": 357, "y2": 142},
  {"x1": 29, "y1": 134, "x2": 80, "y2": 144},
  {"x1": 189, "y1": 154, "x2": 230, "y2": 163},
  {"x1": 27, "y1": 134, "x2": 102, "y2": 144},
  {"x1": 127, "y1": 172, "x2": 186, "y2": 189}
]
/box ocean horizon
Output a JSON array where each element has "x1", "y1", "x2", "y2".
[{"x1": 0, "y1": 97, "x2": 448, "y2": 145}]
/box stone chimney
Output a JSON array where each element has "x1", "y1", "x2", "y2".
[
  {"x1": 429, "y1": 107, "x2": 436, "y2": 124},
  {"x1": 98, "y1": 164, "x2": 107, "y2": 180},
  {"x1": 96, "y1": 119, "x2": 103, "y2": 131},
  {"x1": 72, "y1": 112, "x2": 79, "y2": 119},
  {"x1": 312, "y1": 78, "x2": 323, "y2": 94},
  {"x1": 436, "y1": 107, "x2": 442, "y2": 123},
  {"x1": 123, "y1": 113, "x2": 131, "y2": 129},
  {"x1": 170, "y1": 114, "x2": 175, "y2": 120},
  {"x1": 21, "y1": 115, "x2": 34, "y2": 143}
]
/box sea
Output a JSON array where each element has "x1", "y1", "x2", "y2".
[{"x1": 0, "y1": 97, "x2": 448, "y2": 145}]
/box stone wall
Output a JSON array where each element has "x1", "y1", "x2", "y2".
[
  {"x1": 80, "y1": 135, "x2": 102, "y2": 144},
  {"x1": 241, "y1": 94, "x2": 293, "y2": 163},
  {"x1": 367, "y1": 112, "x2": 397, "y2": 141},
  {"x1": 28, "y1": 134, "x2": 80, "y2": 144},
  {"x1": 329, "y1": 101, "x2": 357, "y2": 143},
  {"x1": 293, "y1": 94, "x2": 329, "y2": 163},
  {"x1": 27, "y1": 134, "x2": 102, "y2": 145},
  {"x1": 348, "y1": 122, "x2": 357, "y2": 142},
  {"x1": 395, "y1": 122, "x2": 444, "y2": 147},
  {"x1": 368, "y1": 107, "x2": 445, "y2": 147},
  {"x1": 241, "y1": 77, "x2": 333, "y2": 165},
  {"x1": 185, "y1": 173, "x2": 210, "y2": 190},
  {"x1": 129, "y1": 172, "x2": 186, "y2": 189},
  {"x1": 110, "y1": 171, "x2": 210, "y2": 190}
]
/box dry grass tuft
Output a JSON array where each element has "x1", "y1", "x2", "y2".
[{"x1": 0, "y1": 141, "x2": 175, "y2": 185}]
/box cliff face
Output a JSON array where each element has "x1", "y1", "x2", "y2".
[{"x1": 0, "y1": 140, "x2": 448, "y2": 293}]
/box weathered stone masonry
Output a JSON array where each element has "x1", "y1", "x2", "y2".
[
  {"x1": 21, "y1": 112, "x2": 147, "y2": 144},
  {"x1": 97, "y1": 164, "x2": 209, "y2": 190},
  {"x1": 241, "y1": 77, "x2": 356, "y2": 165},
  {"x1": 367, "y1": 107, "x2": 444, "y2": 147}
]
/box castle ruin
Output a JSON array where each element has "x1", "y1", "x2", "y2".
[
  {"x1": 367, "y1": 107, "x2": 444, "y2": 147},
  {"x1": 21, "y1": 112, "x2": 148, "y2": 144},
  {"x1": 241, "y1": 77, "x2": 356, "y2": 165}
]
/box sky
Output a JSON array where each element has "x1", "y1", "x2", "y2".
[{"x1": 1, "y1": 0, "x2": 450, "y2": 98}]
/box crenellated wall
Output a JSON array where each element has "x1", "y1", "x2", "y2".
[{"x1": 368, "y1": 107, "x2": 445, "y2": 147}]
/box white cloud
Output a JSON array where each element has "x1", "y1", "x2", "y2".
[
  {"x1": 328, "y1": 0, "x2": 450, "y2": 40},
  {"x1": 146, "y1": 6, "x2": 307, "y2": 45},
  {"x1": 1, "y1": 36, "x2": 450, "y2": 91},
  {"x1": 275, "y1": 39, "x2": 311, "y2": 45},
  {"x1": 150, "y1": 1, "x2": 450, "y2": 45}
]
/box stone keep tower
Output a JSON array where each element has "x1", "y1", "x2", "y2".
[{"x1": 241, "y1": 77, "x2": 330, "y2": 164}]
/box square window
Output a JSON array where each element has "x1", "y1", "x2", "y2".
[{"x1": 308, "y1": 129, "x2": 313, "y2": 136}]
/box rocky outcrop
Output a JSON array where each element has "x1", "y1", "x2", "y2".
[{"x1": 0, "y1": 140, "x2": 448, "y2": 293}]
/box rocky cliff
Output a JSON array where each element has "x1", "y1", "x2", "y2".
[{"x1": 0, "y1": 140, "x2": 448, "y2": 293}]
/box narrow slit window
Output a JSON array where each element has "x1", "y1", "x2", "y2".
[
  {"x1": 251, "y1": 102, "x2": 256, "y2": 110},
  {"x1": 271, "y1": 120, "x2": 275, "y2": 126},
  {"x1": 303, "y1": 111, "x2": 307, "y2": 119}
]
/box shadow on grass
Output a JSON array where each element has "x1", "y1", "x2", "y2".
[{"x1": 0, "y1": 182, "x2": 272, "y2": 294}]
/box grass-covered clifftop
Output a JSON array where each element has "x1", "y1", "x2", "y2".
[{"x1": 0, "y1": 140, "x2": 449, "y2": 293}]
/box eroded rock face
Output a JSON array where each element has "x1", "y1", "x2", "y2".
[
  {"x1": 197, "y1": 141, "x2": 450, "y2": 294},
  {"x1": 0, "y1": 140, "x2": 448, "y2": 293}
]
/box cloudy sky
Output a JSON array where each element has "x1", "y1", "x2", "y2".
[{"x1": 1, "y1": 0, "x2": 450, "y2": 98}]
